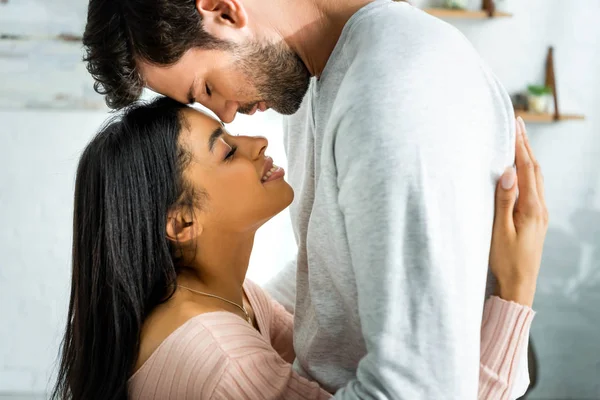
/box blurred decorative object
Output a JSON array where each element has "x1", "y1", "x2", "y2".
[
  {"x1": 526, "y1": 85, "x2": 552, "y2": 114},
  {"x1": 515, "y1": 47, "x2": 585, "y2": 123},
  {"x1": 511, "y1": 93, "x2": 529, "y2": 111},
  {"x1": 482, "y1": 0, "x2": 495, "y2": 17},
  {"x1": 425, "y1": 0, "x2": 511, "y2": 19},
  {"x1": 444, "y1": 0, "x2": 468, "y2": 10}
]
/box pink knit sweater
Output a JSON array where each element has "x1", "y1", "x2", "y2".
[{"x1": 129, "y1": 280, "x2": 534, "y2": 399}]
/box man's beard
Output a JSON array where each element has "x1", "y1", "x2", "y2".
[{"x1": 234, "y1": 41, "x2": 311, "y2": 115}]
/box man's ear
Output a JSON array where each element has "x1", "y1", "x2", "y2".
[
  {"x1": 196, "y1": 0, "x2": 248, "y2": 32},
  {"x1": 166, "y1": 209, "x2": 203, "y2": 244}
]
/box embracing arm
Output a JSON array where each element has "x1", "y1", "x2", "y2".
[
  {"x1": 264, "y1": 282, "x2": 297, "y2": 363},
  {"x1": 264, "y1": 259, "x2": 297, "y2": 314},
  {"x1": 213, "y1": 339, "x2": 331, "y2": 400},
  {"x1": 479, "y1": 297, "x2": 535, "y2": 399},
  {"x1": 481, "y1": 117, "x2": 548, "y2": 399},
  {"x1": 329, "y1": 56, "x2": 517, "y2": 397},
  {"x1": 332, "y1": 116, "x2": 502, "y2": 398},
  {"x1": 329, "y1": 105, "x2": 542, "y2": 399},
  {"x1": 331, "y1": 143, "x2": 535, "y2": 400}
]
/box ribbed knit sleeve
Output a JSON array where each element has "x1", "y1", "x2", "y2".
[{"x1": 478, "y1": 296, "x2": 535, "y2": 399}]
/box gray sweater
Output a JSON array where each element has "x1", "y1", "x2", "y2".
[{"x1": 267, "y1": 1, "x2": 518, "y2": 398}]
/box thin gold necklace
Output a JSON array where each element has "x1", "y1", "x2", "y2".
[{"x1": 178, "y1": 285, "x2": 252, "y2": 324}]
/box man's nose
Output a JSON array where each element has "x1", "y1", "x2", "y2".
[{"x1": 213, "y1": 100, "x2": 239, "y2": 123}]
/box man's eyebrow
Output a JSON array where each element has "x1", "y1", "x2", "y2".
[{"x1": 208, "y1": 126, "x2": 225, "y2": 152}]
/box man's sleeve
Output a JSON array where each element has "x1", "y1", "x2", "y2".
[{"x1": 330, "y1": 72, "x2": 513, "y2": 398}]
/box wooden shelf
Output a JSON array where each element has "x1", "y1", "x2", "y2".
[
  {"x1": 514, "y1": 48, "x2": 585, "y2": 124},
  {"x1": 424, "y1": 8, "x2": 512, "y2": 19},
  {"x1": 516, "y1": 111, "x2": 585, "y2": 123}
]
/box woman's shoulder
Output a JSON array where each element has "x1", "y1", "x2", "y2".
[
  {"x1": 135, "y1": 282, "x2": 269, "y2": 369},
  {"x1": 129, "y1": 311, "x2": 271, "y2": 398}
]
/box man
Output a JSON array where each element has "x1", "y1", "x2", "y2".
[{"x1": 82, "y1": 0, "x2": 529, "y2": 397}]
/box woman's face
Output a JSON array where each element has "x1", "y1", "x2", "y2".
[{"x1": 180, "y1": 108, "x2": 293, "y2": 234}]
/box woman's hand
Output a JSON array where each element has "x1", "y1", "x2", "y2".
[{"x1": 489, "y1": 117, "x2": 549, "y2": 307}]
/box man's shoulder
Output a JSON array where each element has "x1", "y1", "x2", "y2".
[
  {"x1": 345, "y1": 1, "x2": 471, "y2": 60},
  {"x1": 335, "y1": 6, "x2": 504, "y2": 105},
  {"x1": 336, "y1": 4, "x2": 484, "y2": 106}
]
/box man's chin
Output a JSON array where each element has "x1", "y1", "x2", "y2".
[
  {"x1": 270, "y1": 99, "x2": 304, "y2": 115},
  {"x1": 272, "y1": 107, "x2": 299, "y2": 115}
]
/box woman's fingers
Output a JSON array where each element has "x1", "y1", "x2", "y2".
[
  {"x1": 514, "y1": 117, "x2": 548, "y2": 226},
  {"x1": 494, "y1": 166, "x2": 518, "y2": 234},
  {"x1": 517, "y1": 117, "x2": 547, "y2": 211},
  {"x1": 514, "y1": 117, "x2": 540, "y2": 211}
]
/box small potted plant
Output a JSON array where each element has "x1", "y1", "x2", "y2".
[
  {"x1": 527, "y1": 85, "x2": 552, "y2": 113},
  {"x1": 444, "y1": 0, "x2": 469, "y2": 9}
]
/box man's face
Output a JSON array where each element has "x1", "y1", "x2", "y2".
[{"x1": 139, "y1": 41, "x2": 311, "y2": 123}]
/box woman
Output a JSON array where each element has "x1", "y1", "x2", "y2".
[{"x1": 52, "y1": 97, "x2": 547, "y2": 399}]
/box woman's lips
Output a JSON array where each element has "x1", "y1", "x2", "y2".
[
  {"x1": 261, "y1": 157, "x2": 273, "y2": 177},
  {"x1": 262, "y1": 164, "x2": 285, "y2": 183},
  {"x1": 261, "y1": 156, "x2": 285, "y2": 183}
]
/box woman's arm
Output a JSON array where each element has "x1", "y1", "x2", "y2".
[
  {"x1": 214, "y1": 338, "x2": 331, "y2": 400},
  {"x1": 478, "y1": 117, "x2": 548, "y2": 400},
  {"x1": 245, "y1": 279, "x2": 296, "y2": 363},
  {"x1": 479, "y1": 297, "x2": 535, "y2": 399},
  {"x1": 264, "y1": 259, "x2": 298, "y2": 314},
  {"x1": 269, "y1": 294, "x2": 296, "y2": 363}
]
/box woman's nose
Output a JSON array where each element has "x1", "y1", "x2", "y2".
[
  {"x1": 252, "y1": 136, "x2": 268, "y2": 159},
  {"x1": 231, "y1": 135, "x2": 268, "y2": 160}
]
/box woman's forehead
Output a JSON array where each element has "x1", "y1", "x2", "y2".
[
  {"x1": 180, "y1": 108, "x2": 229, "y2": 155},
  {"x1": 182, "y1": 108, "x2": 225, "y2": 134}
]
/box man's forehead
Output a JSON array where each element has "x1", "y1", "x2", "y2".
[
  {"x1": 137, "y1": 60, "x2": 191, "y2": 102},
  {"x1": 138, "y1": 60, "x2": 183, "y2": 86}
]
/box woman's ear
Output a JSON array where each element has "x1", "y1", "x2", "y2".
[
  {"x1": 195, "y1": 0, "x2": 248, "y2": 32},
  {"x1": 166, "y1": 209, "x2": 203, "y2": 244}
]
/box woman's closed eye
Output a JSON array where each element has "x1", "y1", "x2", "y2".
[{"x1": 224, "y1": 145, "x2": 237, "y2": 162}]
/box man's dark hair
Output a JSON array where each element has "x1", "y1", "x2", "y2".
[{"x1": 83, "y1": 0, "x2": 228, "y2": 109}]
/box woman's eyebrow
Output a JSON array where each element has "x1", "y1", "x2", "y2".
[
  {"x1": 208, "y1": 126, "x2": 225, "y2": 153},
  {"x1": 187, "y1": 78, "x2": 197, "y2": 105}
]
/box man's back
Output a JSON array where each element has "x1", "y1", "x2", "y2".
[{"x1": 281, "y1": 1, "x2": 515, "y2": 398}]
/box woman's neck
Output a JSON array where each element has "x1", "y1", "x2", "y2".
[{"x1": 177, "y1": 230, "x2": 255, "y2": 308}]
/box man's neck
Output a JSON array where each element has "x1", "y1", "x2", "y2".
[{"x1": 269, "y1": 0, "x2": 376, "y2": 77}]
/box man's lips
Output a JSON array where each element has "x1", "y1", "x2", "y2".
[
  {"x1": 247, "y1": 104, "x2": 259, "y2": 115},
  {"x1": 241, "y1": 102, "x2": 269, "y2": 115}
]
